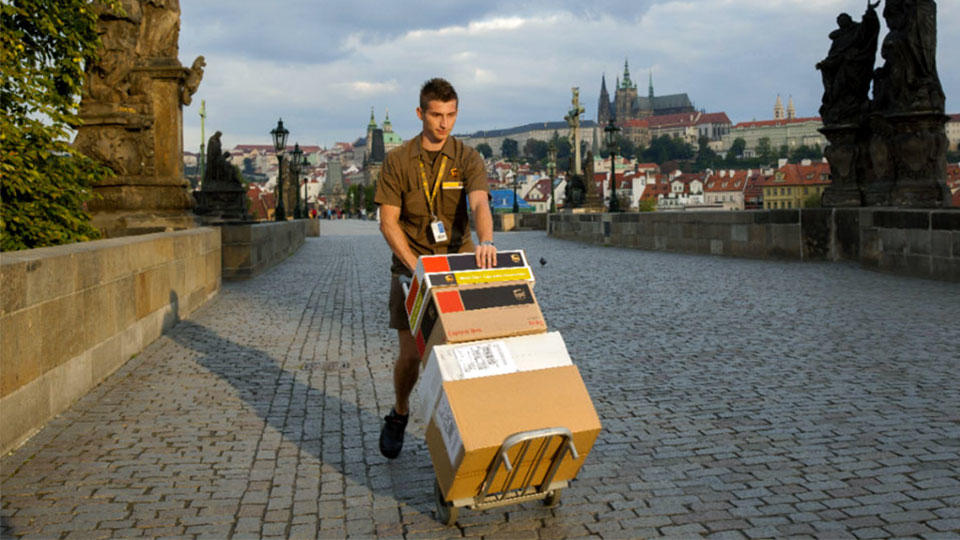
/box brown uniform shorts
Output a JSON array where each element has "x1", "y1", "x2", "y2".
[{"x1": 388, "y1": 273, "x2": 412, "y2": 330}]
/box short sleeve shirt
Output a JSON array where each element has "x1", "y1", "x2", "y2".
[{"x1": 374, "y1": 135, "x2": 488, "y2": 274}]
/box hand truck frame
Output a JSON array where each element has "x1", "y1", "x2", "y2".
[{"x1": 434, "y1": 426, "x2": 579, "y2": 525}]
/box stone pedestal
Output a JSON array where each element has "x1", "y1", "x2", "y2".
[
  {"x1": 194, "y1": 188, "x2": 249, "y2": 223},
  {"x1": 820, "y1": 124, "x2": 864, "y2": 207},
  {"x1": 886, "y1": 112, "x2": 950, "y2": 208}
]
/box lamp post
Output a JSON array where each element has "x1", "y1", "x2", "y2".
[
  {"x1": 512, "y1": 161, "x2": 520, "y2": 214},
  {"x1": 548, "y1": 140, "x2": 557, "y2": 214},
  {"x1": 300, "y1": 153, "x2": 310, "y2": 218},
  {"x1": 270, "y1": 118, "x2": 289, "y2": 221},
  {"x1": 604, "y1": 116, "x2": 621, "y2": 213},
  {"x1": 290, "y1": 143, "x2": 303, "y2": 219}
]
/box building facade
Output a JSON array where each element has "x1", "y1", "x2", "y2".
[{"x1": 759, "y1": 161, "x2": 831, "y2": 209}]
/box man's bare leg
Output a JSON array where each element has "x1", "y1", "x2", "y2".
[
  {"x1": 380, "y1": 329, "x2": 419, "y2": 458},
  {"x1": 393, "y1": 329, "x2": 420, "y2": 415}
]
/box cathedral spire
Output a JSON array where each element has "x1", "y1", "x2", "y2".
[
  {"x1": 598, "y1": 73, "x2": 611, "y2": 125},
  {"x1": 368, "y1": 106, "x2": 377, "y2": 129},
  {"x1": 787, "y1": 96, "x2": 796, "y2": 120},
  {"x1": 622, "y1": 58, "x2": 634, "y2": 89},
  {"x1": 774, "y1": 95, "x2": 785, "y2": 120},
  {"x1": 383, "y1": 107, "x2": 393, "y2": 131}
]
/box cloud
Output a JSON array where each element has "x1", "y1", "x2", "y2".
[{"x1": 179, "y1": 0, "x2": 960, "y2": 151}]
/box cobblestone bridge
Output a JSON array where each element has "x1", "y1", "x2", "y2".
[{"x1": 2, "y1": 220, "x2": 959, "y2": 539}]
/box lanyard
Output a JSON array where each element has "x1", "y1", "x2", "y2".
[{"x1": 418, "y1": 154, "x2": 448, "y2": 218}]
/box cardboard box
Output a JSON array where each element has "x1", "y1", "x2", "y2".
[
  {"x1": 405, "y1": 250, "x2": 534, "y2": 333},
  {"x1": 425, "y1": 365, "x2": 602, "y2": 502},
  {"x1": 413, "y1": 332, "x2": 573, "y2": 425},
  {"x1": 413, "y1": 281, "x2": 547, "y2": 359}
]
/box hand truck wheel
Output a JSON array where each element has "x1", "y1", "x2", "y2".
[
  {"x1": 434, "y1": 479, "x2": 458, "y2": 525},
  {"x1": 543, "y1": 488, "x2": 563, "y2": 508}
]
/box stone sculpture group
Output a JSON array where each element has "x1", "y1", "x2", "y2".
[{"x1": 818, "y1": 0, "x2": 948, "y2": 208}]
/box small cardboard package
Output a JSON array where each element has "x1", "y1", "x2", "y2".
[
  {"x1": 413, "y1": 332, "x2": 573, "y2": 425},
  {"x1": 413, "y1": 281, "x2": 547, "y2": 359},
  {"x1": 425, "y1": 365, "x2": 602, "y2": 502},
  {"x1": 405, "y1": 250, "x2": 534, "y2": 334}
]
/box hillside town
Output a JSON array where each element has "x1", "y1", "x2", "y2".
[{"x1": 184, "y1": 62, "x2": 960, "y2": 218}]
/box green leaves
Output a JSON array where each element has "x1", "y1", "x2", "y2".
[{"x1": 1, "y1": 0, "x2": 119, "y2": 251}]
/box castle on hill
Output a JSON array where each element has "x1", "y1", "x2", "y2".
[{"x1": 598, "y1": 59, "x2": 696, "y2": 125}]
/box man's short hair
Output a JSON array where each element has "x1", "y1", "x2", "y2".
[{"x1": 420, "y1": 78, "x2": 458, "y2": 111}]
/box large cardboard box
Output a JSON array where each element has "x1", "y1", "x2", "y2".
[
  {"x1": 413, "y1": 281, "x2": 547, "y2": 359},
  {"x1": 405, "y1": 250, "x2": 534, "y2": 334},
  {"x1": 425, "y1": 365, "x2": 602, "y2": 502},
  {"x1": 413, "y1": 332, "x2": 573, "y2": 425}
]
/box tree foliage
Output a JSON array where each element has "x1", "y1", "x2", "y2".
[
  {"x1": 500, "y1": 138, "x2": 519, "y2": 160},
  {"x1": 641, "y1": 135, "x2": 695, "y2": 164},
  {"x1": 475, "y1": 142, "x2": 493, "y2": 159},
  {"x1": 1, "y1": 0, "x2": 118, "y2": 251}
]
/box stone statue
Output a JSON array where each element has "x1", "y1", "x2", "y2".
[
  {"x1": 816, "y1": 1, "x2": 880, "y2": 124},
  {"x1": 195, "y1": 131, "x2": 249, "y2": 221},
  {"x1": 565, "y1": 88, "x2": 585, "y2": 174},
  {"x1": 73, "y1": 0, "x2": 202, "y2": 236},
  {"x1": 820, "y1": 0, "x2": 949, "y2": 208},
  {"x1": 873, "y1": 0, "x2": 945, "y2": 113},
  {"x1": 181, "y1": 56, "x2": 205, "y2": 106}
]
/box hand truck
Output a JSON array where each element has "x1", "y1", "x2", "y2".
[{"x1": 434, "y1": 426, "x2": 579, "y2": 525}]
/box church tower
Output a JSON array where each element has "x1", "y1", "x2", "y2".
[
  {"x1": 615, "y1": 59, "x2": 638, "y2": 123},
  {"x1": 598, "y1": 74, "x2": 611, "y2": 125},
  {"x1": 365, "y1": 106, "x2": 378, "y2": 161},
  {"x1": 787, "y1": 96, "x2": 796, "y2": 120},
  {"x1": 774, "y1": 95, "x2": 785, "y2": 120}
]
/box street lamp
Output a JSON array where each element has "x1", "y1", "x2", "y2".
[
  {"x1": 270, "y1": 118, "x2": 289, "y2": 221},
  {"x1": 547, "y1": 140, "x2": 557, "y2": 214},
  {"x1": 604, "y1": 116, "x2": 621, "y2": 213},
  {"x1": 512, "y1": 161, "x2": 520, "y2": 214},
  {"x1": 290, "y1": 143, "x2": 303, "y2": 219},
  {"x1": 300, "y1": 153, "x2": 310, "y2": 218}
]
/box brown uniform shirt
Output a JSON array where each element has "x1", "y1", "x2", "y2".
[{"x1": 374, "y1": 134, "x2": 488, "y2": 275}]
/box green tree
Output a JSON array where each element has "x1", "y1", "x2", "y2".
[
  {"x1": 523, "y1": 138, "x2": 549, "y2": 162},
  {"x1": 725, "y1": 137, "x2": 746, "y2": 161},
  {"x1": 641, "y1": 135, "x2": 694, "y2": 164},
  {"x1": 501, "y1": 138, "x2": 519, "y2": 160},
  {"x1": 475, "y1": 142, "x2": 493, "y2": 159},
  {"x1": 694, "y1": 136, "x2": 720, "y2": 172},
  {"x1": 1, "y1": 0, "x2": 120, "y2": 251},
  {"x1": 755, "y1": 137, "x2": 775, "y2": 165}
]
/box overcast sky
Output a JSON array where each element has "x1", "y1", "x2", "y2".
[{"x1": 179, "y1": 0, "x2": 959, "y2": 152}]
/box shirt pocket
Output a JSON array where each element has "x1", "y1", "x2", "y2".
[{"x1": 402, "y1": 184, "x2": 430, "y2": 218}]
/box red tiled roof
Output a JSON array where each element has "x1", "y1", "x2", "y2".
[
  {"x1": 948, "y1": 113, "x2": 960, "y2": 122},
  {"x1": 697, "y1": 112, "x2": 731, "y2": 125},
  {"x1": 704, "y1": 169, "x2": 750, "y2": 192},
  {"x1": 733, "y1": 117, "x2": 821, "y2": 129},
  {"x1": 757, "y1": 162, "x2": 832, "y2": 186}
]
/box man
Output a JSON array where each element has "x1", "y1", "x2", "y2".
[{"x1": 374, "y1": 78, "x2": 496, "y2": 459}]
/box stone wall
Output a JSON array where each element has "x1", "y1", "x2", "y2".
[
  {"x1": 549, "y1": 209, "x2": 960, "y2": 282},
  {"x1": 1, "y1": 228, "x2": 221, "y2": 454},
  {"x1": 220, "y1": 220, "x2": 310, "y2": 280},
  {"x1": 493, "y1": 212, "x2": 548, "y2": 232}
]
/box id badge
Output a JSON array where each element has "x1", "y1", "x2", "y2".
[{"x1": 429, "y1": 218, "x2": 448, "y2": 244}]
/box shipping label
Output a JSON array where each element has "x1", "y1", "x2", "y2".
[
  {"x1": 435, "y1": 392, "x2": 463, "y2": 466},
  {"x1": 452, "y1": 341, "x2": 518, "y2": 379}
]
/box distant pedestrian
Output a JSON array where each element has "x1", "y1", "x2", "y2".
[{"x1": 373, "y1": 77, "x2": 496, "y2": 459}]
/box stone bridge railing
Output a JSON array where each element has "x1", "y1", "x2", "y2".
[{"x1": 548, "y1": 209, "x2": 959, "y2": 282}]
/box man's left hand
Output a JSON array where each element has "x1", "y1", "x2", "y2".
[{"x1": 475, "y1": 243, "x2": 497, "y2": 269}]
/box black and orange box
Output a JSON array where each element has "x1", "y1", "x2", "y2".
[
  {"x1": 405, "y1": 250, "x2": 534, "y2": 335},
  {"x1": 413, "y1": 280, "x2": 547, "y2": 360}
]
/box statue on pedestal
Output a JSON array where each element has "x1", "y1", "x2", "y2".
[
  {"x1": 194, "y1": 131, "x2": 249, "y2": 222},
  {"x1": 73, "y1": 0, "x2": 208, "y2": 236},
  {"x1": 819, "y1": 0, "x2": 948, "y2": 208}
]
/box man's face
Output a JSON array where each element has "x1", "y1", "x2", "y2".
[{"x1": 417, "y1": 99, "x2": 458, "y2": 145}]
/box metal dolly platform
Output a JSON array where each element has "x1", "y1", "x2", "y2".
[{"x1": 434, "y1": 426, "x2": 579, "y2": 525}]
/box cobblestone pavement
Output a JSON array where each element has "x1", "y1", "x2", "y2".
[{"x1": 3, "y1": 219, "x2": 959, "y2": 539}]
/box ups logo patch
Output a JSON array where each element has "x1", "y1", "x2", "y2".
[
  {"x1": 512, "y1": 288, "x2": 528, "y2": 301},
  {"x1": 510, "y1": 253, "x2": 521, "y2": 263}
]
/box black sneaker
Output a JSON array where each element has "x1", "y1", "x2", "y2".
[{"x1": 379, "y1": 408, "x2": 408, "y2": 459}]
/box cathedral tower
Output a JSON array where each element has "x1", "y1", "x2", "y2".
[{"x1": 598, "y1": 74, "x2": 611, "y2": 125}]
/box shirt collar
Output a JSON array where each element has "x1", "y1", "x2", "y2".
[{"x1": 410, "y1": 133, "x2": 454, "y2": 162}]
